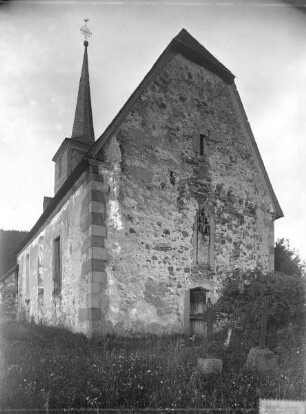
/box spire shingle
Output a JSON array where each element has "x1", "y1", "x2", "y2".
[{"x1": 71, "y1": 42, "x2": 95, "y2": 144}]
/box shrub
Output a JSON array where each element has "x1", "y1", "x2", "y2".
[
  {"x1": 275, "y1": 238, "x2": 305, "y2": 277},
  {"x1": 216, "y1": 268, "x2": 306, "y2": 335}
]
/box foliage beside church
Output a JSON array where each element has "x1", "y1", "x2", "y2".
[{"x1": 216, "y1": 268, "x2": 305, "y2": 335}]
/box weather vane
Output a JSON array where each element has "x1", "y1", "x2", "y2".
[{"x1": 80, "y1": 18, "x2": 92, "y2": 45}]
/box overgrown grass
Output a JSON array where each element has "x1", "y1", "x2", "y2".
[{"x1": 0, "y1": 321, "x2": 305, "y2": 412}]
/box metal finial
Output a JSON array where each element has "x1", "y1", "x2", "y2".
[{"x1": 80, "y1": 18, "x2": 92, "y2": 46}]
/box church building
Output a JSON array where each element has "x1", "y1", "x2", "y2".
[{"x1": 16, "y1": 29, "x2": 283, "y2": 337}]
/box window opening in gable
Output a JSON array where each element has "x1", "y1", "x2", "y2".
[
  {"x1": 199, "y1": 134, "x2": 205, "y2": 156},
  {"x1": 169, "y1": 171, "x2": 176, "y2": 186}
]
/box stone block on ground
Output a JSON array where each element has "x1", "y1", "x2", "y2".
[
  {"x1": 197, "y1": 358, "x2": 222, "y2": 375},
  {"x1": 246, "y1": 346, "x2": 278, "y2": 374}
]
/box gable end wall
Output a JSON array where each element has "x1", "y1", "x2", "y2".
[{"x1": 98, "y1": 53, "x2": 276, "y2": 335}]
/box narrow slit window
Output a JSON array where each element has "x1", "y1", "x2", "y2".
[
  {"x1": 199, "y1": 134, "x2": 205, "y2": 156},
  {"x1": 53, "y1": 237, "x2": 62, "y2": 295}
]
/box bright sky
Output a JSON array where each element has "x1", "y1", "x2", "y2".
[{"x1": 0, "y1": 0, "x2": 305, "y2": 260}]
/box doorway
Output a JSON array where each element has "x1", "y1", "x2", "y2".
[{"x1": 189, "y1": 287, "x2": 208, "y2": 336}]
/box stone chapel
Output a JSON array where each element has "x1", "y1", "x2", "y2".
[{"x1": 16, "y1": 29, "x2": 283, "y2": 337}]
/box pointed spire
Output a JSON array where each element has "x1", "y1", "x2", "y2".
[{"x1": 71, "y1": 32, "x2": 95, "y2": 144}]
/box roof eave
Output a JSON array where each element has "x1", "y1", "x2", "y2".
[
  {"x1": 171, "y1": 38, "x2": 235, "y2": 84},
  {"x1": 231, "y1": 83, "x2": 284, "y2": 220}
]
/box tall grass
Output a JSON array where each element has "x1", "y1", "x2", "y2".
[{"x1": 0, "y1": 321, "x2": 304, "y2": 411}]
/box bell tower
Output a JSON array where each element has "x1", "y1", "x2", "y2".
[{"x1": 52, "y1": 20, "x2": 95, "y2": 194}]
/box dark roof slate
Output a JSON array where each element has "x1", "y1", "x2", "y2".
[
  {"x1": 71, "y1": 42, "x2": 95, "y2": 144},
  {"x1": 172, "y1": 29, "x2": 235, "y2": 84}
]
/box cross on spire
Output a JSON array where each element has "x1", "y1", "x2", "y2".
[
  {"x1": 71, "y1": 20, "x2": 95, "y2": 144},
  {"x1": 80, "y1": 18, "x2": 92, "y2": 46}
]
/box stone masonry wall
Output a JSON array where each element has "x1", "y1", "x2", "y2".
[
  {"x1": 17, "y1": 170, "x2": 106, "y2": 335},
  {"x1": 99, "y1": 53, "x2": 276, "y2": 335}
]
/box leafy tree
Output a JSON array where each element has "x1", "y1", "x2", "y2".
[
  {"x1": 216, "y1": 268, "x2": 306, "y2": 335},
  {"x1": 275, "y1": 238, "x2": 305, "y2": 277}
]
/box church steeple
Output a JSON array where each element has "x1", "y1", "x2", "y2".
[
  {"x1": 71, "y1": 40, "x2": 95, "y2": 144},
  {"x1": 52, "y1": 20, "x2": 95, "y2": 195}
]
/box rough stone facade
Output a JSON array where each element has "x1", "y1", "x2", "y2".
[
  {"x1": 16, "y1": 30, "x2": 282, "y2": 337},
  {"x1": 96, "y1": 53, "x2": 276, "y2": 335}
]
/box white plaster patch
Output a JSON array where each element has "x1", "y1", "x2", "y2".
[
  {"x1": 101, "y1": 162, "x2": 124, "y2": 232},
  {"x1": 129, "y1": 302, "x2": 158, "y2": 324},
  {"x1": 107, "y1": 270, "x2": 115, "y2": 286},
  {"x1": 110, "y1": 304, "x2": 120, "y2": 314},
  {"x1": 109, "y1": 200, "x2": 123, "y2": 230}
]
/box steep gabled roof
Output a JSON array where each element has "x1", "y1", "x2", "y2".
[
  {"x1": 17, "y1": 29, "x2": 282, "y2": 254},
  {"x1": 172, "y1": 28, "x2": 235, "y2": 84},
  {"x1": 89, "y1": 28, "x2": 235, "y2": 158}
]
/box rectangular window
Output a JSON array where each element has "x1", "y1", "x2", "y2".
[
  {"x1": 25, "y1": 254, "x2": 30, "y2": 298},
  {"x1": 53, "y1": 237, "x2": 62, "y2": 295}
]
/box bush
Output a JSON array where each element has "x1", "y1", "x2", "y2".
[
  {"x1": 275, "y1": 238, "x2": 305, "y2": 276},
  {"x1": 216, "y1": 268, "x2": 306, "y2": 335}
]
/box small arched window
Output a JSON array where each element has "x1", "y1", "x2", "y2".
[{"x1": 195, "y1": 208, "x2": 215, "y2": 269}]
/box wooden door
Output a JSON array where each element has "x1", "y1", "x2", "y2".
[{"x1": 190, "y1": 288, "x2": 207, "y2": 336}]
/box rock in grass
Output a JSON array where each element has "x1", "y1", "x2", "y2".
[
  {"x1": 246, "y1": 346, "x2": 278, "y2": 374},
  {"x1": 197, "y1": 358, "x2": 222, "y2": 375}
]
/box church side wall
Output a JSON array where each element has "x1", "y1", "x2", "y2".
[
  {"x1": 98, "y1": 53, "x2": 276, "y2": 335},
  {"x1": 17, "y1": 171, "x2": 94, "y2": 335}
]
